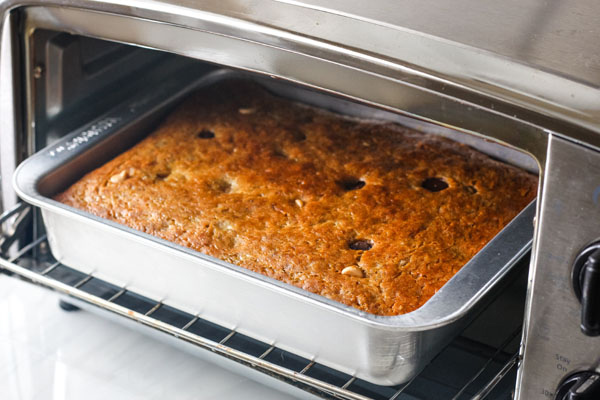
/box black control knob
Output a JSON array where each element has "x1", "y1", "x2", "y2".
[
  {"x1": 556, "y1": 371, "x2": 600, "y2": 400},
  {"x1": 572, "y1": 244, "x2": 600, "y2": 336}
]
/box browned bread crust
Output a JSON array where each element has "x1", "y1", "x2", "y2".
[{"x1": 55, "y1": 81, "x2": 537, "y2": 316}]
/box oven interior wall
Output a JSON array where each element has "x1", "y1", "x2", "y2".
[
  {"x1": 5, "y1": 30, "x2": 532, "y2": 399},
  {"x1": 29, "y1": 30, "x2": 206, "y2": 152}
]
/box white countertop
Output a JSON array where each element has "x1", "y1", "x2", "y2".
[{"x1": 0, "y1": 274, "x2": 299, "y2": 400}]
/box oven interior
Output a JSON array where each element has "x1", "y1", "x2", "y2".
[{"x1": 0, "y1": 28, "x2": 540, "y2": 400}]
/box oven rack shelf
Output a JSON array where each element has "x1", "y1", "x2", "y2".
[{"x1": 0, "y1": 208, "x2": 523, "y2": 400}]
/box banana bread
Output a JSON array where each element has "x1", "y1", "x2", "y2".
[{"x1": 55, "y1": 81, "x2": 537, "y2": 316}]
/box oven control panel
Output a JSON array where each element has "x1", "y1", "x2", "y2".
[
  {"x1": 555, "y1": 371, "x2": 600, "y2": 400},
  {"x1": 516, "y1": 135, "x2": 600, "y2": 400},
  {"x1": 572, "y1": 244, "x2": 600, "y2": 337}
]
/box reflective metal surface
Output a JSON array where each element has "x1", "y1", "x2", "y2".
[
  {"x1": 20, "y1": 5, "x2": 550, "y2": 163},
  {"x1": 278, "y1": 1, "x2": 600, "y2": 88},
  {"x1": 0, "y1": 234, "x2": 527, "y2": 399},
  {"x1": 0, "y1": 0, "x2": 596, "y2": 144},
  {"x1": 14, "y1": 69, "x2": 536, "y2": 385},
  {"x1": 516, "y1": 135, "x2": 600, "y2": 399},
  {"x1": 0, "y1": 0, "x2": 598, "y2": 396},
  {"x1": 0, "y1": 10, "x2": 20, "y2": 215}
]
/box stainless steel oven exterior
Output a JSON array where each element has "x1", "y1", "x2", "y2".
[{"x1": 1, "y1": 0, "x2": 600, "y2": 398}]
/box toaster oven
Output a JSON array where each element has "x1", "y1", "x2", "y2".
[{"x1": 0, "y1": 1, "x2": 599, "y2": 399}]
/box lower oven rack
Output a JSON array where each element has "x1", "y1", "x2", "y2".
[{"x1": 0, "y1": 205, "x2": 523, "y2": 400}]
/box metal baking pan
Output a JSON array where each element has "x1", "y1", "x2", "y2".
[{"x1": 14, "y1": 68, "x2": 536, "y2": 385}]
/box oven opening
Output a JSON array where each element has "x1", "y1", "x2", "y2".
[{"x1": 4, "y1": 28, "x2": 540, "y2": 398}]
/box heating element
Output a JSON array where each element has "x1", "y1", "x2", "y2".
[{"x1": 0, "y1": 205, "x2": 524, "y2": 400}]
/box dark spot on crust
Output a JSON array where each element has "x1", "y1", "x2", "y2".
[
  {"x1": 349, "y1": 239, "x2": 373, "y2": 251},
  {"x1": 197, "y1": 129, "x2": 215, "y2": 139},
  {"x1": 337, "y1": 178, "x2": 366, "y2": 191},
  {"x1": 154, "y1": 166, "x2": 172, "y2": 181},
  {"x1": 293, "y1": 130, "x2": 307, "y2": 142},
  {"x1": 465, "y1": 185, "x2": 477, "y2": 194},
  {"x1": 212, "y1": 178, "x2": 232, "y2": 193},
  {"x1": 273, "y1": 147, "x2": 288, "y2": 158},
  {"x1": 422, "y1": 177, "x2": 448, "y2": 192}
]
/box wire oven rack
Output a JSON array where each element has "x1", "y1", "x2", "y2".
[{"x1": 0, "y1": 205, "x2": 523, "y2": 400}]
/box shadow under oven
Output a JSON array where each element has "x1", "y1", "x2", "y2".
[{"x1": 1, "y1": 2, "x2": 599, "y2": 400}]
